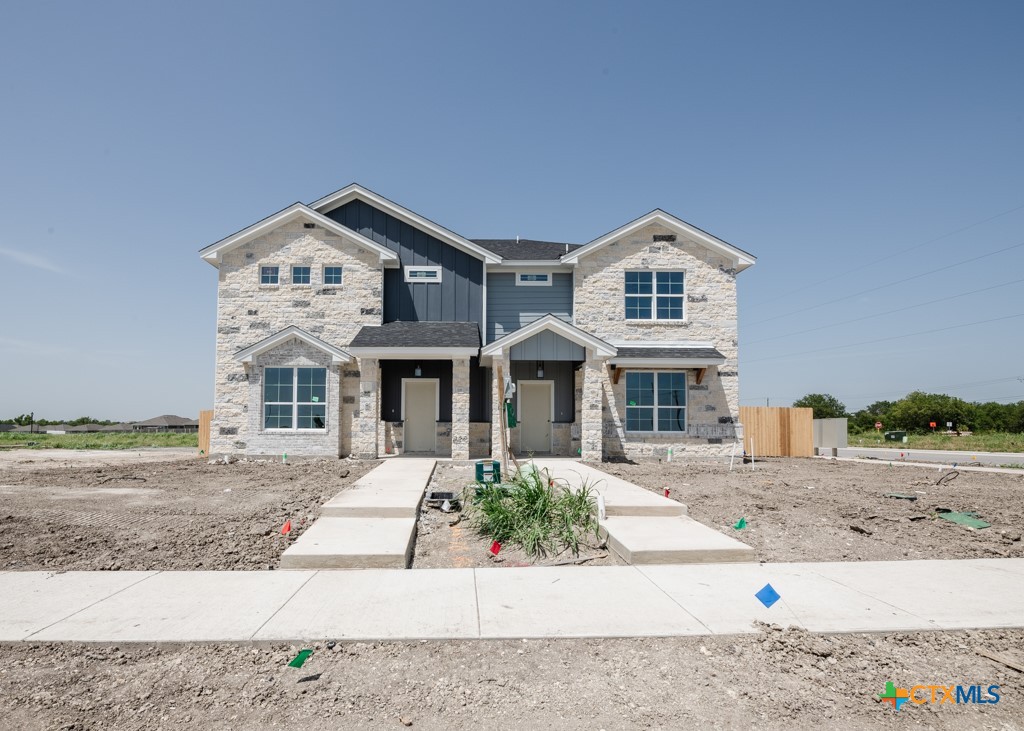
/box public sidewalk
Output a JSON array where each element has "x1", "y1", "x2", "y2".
[{"x1": 2, "y1": 558, "x2": 1022, "y2": 643}]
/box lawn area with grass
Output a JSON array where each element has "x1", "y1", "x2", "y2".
[
  {"x1": 848, "y1": 430, "x2": 1024, "y2": 452},
  {"x1": 0, "y1": 432, "x2": 198, "y2": 450}
]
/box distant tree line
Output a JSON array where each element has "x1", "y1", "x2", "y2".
[
  {"x1": 791, "y1": 393, "x2": 1024, "y2": 434},
  {"x1": 1, "y1": 415, "x2": 118, "y2": 426}
]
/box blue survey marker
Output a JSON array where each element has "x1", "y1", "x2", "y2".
[{"x1": 755, "y1": 583, "x2": 781, "y2": 608}]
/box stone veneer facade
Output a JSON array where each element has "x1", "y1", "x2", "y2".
[
  {"x1": 573, "y1": 222, "x2": 741, "y2": 460},
  {"x1": 210, "y1": 205, "x2": 745, "y2": 463},
  {"x1": 211, "y1": 221, "x2": 382, "y2": 456}
]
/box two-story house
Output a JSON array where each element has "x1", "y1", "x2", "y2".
[{"x1": 200, "y1": 184, "x2": 755, "y2": 462}]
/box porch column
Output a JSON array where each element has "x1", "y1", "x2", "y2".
[
  {"x1": 580, "y1": 350, "x2": 604, "y2": 462},
  {"x1": 490, "y1": 352, "x2": 510, "y2": 460},
  {"x1": 353, "y1": 357, "x2": 379, "y2": 459},
  {"x1": 451, "y1": 357, "x2": 471, "y2": 461}
]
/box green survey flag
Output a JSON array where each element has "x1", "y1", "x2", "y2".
[{"x1": 733, "y1": 517, "x2": 747, "y2": 530}]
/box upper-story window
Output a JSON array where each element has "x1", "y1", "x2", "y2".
[
  {"x1": 291, "y1": 266, "x2": 311, "y2": 285},
  {"x1": 323, "y1": 266, "x2": 343, "y2": 285},
  {"x1": 405, "y1": 265, "x2": 442, "y2": 283},
  {"x1": 516, "y1": 273, "x2": 551, "y2": 286},
  {"x1": 260, "y1": 266, "x2": 279, "y2": 285},
  {"x1": 625, "y1": 271, "x2": 685, "y2": 320}
]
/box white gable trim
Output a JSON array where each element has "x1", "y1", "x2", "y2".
[
  {"x1": 234, "y1": 326, "x2": 351, "y2": 365},
  {"x1": 309, "y1": 184, "x2": 502, "y2": 264},
  {"x1": 561, "y1": 210, "x2": 756, "y2": 271},
  {"x1": 200, "y1": 203, "x2": 400, "y2": 269},
  {"x1": 480, "y1": 314, "x2": 617, "y2": 358}
]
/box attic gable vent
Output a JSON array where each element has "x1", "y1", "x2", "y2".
[
  {"x1": 653, "y1": 234, "x2": 676, "y2": 242},
  {"x1": 303, "y1": 223, "x2": 316, "y2": 229}
]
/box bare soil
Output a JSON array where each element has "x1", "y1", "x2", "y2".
[
  {"x1": 2, "y1": 627, "x2": 1022, "y2": 729},
  {"x1": 411, "y1": 463, "x2": 623, "y2": 569},
  {"x1": 593, "y1": 457, "x2": 1024, "y2": 562},
  {"x1": 0, "y1": 452, "x2": 374, "y2": 571}
]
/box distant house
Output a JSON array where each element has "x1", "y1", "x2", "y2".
[
  {"x1": 101, "y1": 423, "x2": 136, "y2": 432},
  {"x1": 0, "y1": 424, "x2": 15, "y2": 433},
  {"x1": 131, "y1": 415, "x2": 199, "y2": 433},
  {"x1": 66, "y1": 423, "x2": 109, "y2": 433}
]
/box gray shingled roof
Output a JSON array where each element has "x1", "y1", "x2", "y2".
[
  {"x1": 612, "y1": 347, "x2": 726, "y2": 360},
  {"x1": 350, "y1": 321, "x2": 481, "y2": 349},
  {"x1": 471, "y1": 239, "x2": 581, "y2": 261},
  {"x1": 132, "y1": 415, "x2": 199, "y2": 428}
]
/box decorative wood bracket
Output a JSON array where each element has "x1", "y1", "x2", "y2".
[
  {"x1": 612, "y1": 366, "x2": 623, "y2": 385},
  {"x1": 695, "y1": 367, "x2": 707, "y2": 385}
]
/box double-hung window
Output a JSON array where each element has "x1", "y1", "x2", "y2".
[
  {"x1": 291, "y1": 266, "x2": 311, "y2": 285},
  {"x1": 625, "y1": 271, "x2": 685, "y2": 320},
  {"x1": 625, "y1": 372, "x2": 687, "y2": 432},
  {"x1": 264, "y1": 367, "x2": 327, "y2": 430}
]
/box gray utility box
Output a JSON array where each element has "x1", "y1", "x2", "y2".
[{"x1": 813, "y1": 418, "x2": 848, "y2": 456}]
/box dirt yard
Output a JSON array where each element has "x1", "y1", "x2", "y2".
[
  {"x1": 594, "y1": 457, "x2": 1024, "y2": 562},
  {"x1": 412, "y1": 463, "x2": 622, "y2": 569},
  {"x1": 1, "y1": 628, "x2": 1021, "y2": 730},
  {"x1": 2, "y1": 452, "x2": 1023, "y2": 728},
  {"x1": 0, "y1": 451, "x2": 374, "y2": 571}
]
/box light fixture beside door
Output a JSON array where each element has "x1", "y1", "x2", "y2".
[{"x1": 536, "y1": 361, "x2": 544, "y2": 378}]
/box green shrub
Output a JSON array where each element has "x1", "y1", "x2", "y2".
[{"x1": 464, "y1": 466, "x2": 600, "y2": 559}]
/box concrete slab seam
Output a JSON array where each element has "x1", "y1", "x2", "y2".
[
  {"x1": 632, "y1": 565, "x2": 714, "y2": 634},
  {"x1": 23, "y1": 571, "x2": 161, "y2": 641},
  {"x1": 471, "y1": 569, "x2": 483, "y2": 639},
  {"x1": 247, "y1": 570, "x2": 320, "y2": 641},
  {"x1": 803, "y1": 567, "x2": 938, "y2": 629}
]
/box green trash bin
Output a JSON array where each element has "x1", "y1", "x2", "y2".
[
  {"x1": 475, "y1": 459, "x2": 501, "y2": 484},
  {"x1": 884, "y1": 431, "x2": 906, "y2": 442}
]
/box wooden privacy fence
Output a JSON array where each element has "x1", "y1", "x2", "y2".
[
  {"x1": 738, "y1": 406, "x2": 814, "y2": 458},
  {"x1": 198, "y1": 410, "x2": 213, "y2": 456}
]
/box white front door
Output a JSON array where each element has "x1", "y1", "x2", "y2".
[
  {"x1": 519, "y1": 381, "x2": 553, "y2": 453},
  {"x1": 404, "y1": 379, "x2": 437, "y2": 453}
]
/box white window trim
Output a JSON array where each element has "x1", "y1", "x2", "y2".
[
  {"x1": 259, "y1": 264, "x2": 280, "y2": 286},
  {"x1": 263, "y1": 366, "x2": 328, "y2": 432},
  {"x1": 624, "y1": 270, "x2": 687, "y2": 321},
  {"x1": 516, "y1": 272, "x2": 552, "y2": 287},
  {"x1": 322, "y1": 264, "x2": 344, "y2": 287},
  {"x1": 624, "y1": 370, "x2": 688, "y2": 434},
  {"x1": 404, "y1": 265, "x2": 442, "y2": 283},
  {"x1": 290, "y1": 265, "x2": 312, "y2": 287}
]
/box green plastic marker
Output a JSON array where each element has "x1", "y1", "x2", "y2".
[
  {"x1": 288, "y1": 649, "x2": 313, "y2": 668},
  {"x1": 733, "y1": 517, "x2": 747, "y2": 530}
]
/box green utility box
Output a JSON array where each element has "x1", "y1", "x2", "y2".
[
  {"x1": 884, "y1": 431, "x2": 907, "y2": 442},
  {"x1": 475, "y1": 460, "x2": 501, "y2": 484}
]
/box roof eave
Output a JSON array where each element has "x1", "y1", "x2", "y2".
[
  {"x1": 199, "y1": 203, "x2": 400, "y2": 268},
  {"x1": 309, "y1": 184, "x2": 502, "y2": 264}
]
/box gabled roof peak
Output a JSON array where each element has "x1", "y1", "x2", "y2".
[
  {"x1": 562, "y1": 209, "x2": 756, "y2": 271},
  {"x1": 199, "y1": 203, "x2": 400, "y2": 269}
]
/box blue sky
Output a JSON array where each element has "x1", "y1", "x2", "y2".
[{"x1": 1, "y1": 1, "x2": 1022, "y2": 420}]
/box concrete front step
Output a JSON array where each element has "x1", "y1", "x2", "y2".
[
  {"x1": 601, "y1": 516, "x2": 754, "y2": 565},
  {"x1": 530, "y1": 459, "x2": 685, "y2": 517},
  {"x1": 321, "y1": 458, "x2": 435, "y2": 519},
  {"x1": 280, "y1": 517, "x2": 416, "y2": 569}
]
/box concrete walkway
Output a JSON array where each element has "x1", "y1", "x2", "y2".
[
  {"x1": 280, "y1": 459, "x2": 435, "y2": 569},
  {"x1": 530, "y1": 459, "x2": 754, "y2": 564},
  {"x1": 5, "y1": 558, "x2": 1022, "y2": 642},
  {"x1": 838, "y1": 446, "x2": 1024, "y2": 467}
]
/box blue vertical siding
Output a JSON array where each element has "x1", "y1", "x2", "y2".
[{"x1": 326, "y1": 199, "x2": 484, "y2": 327}]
